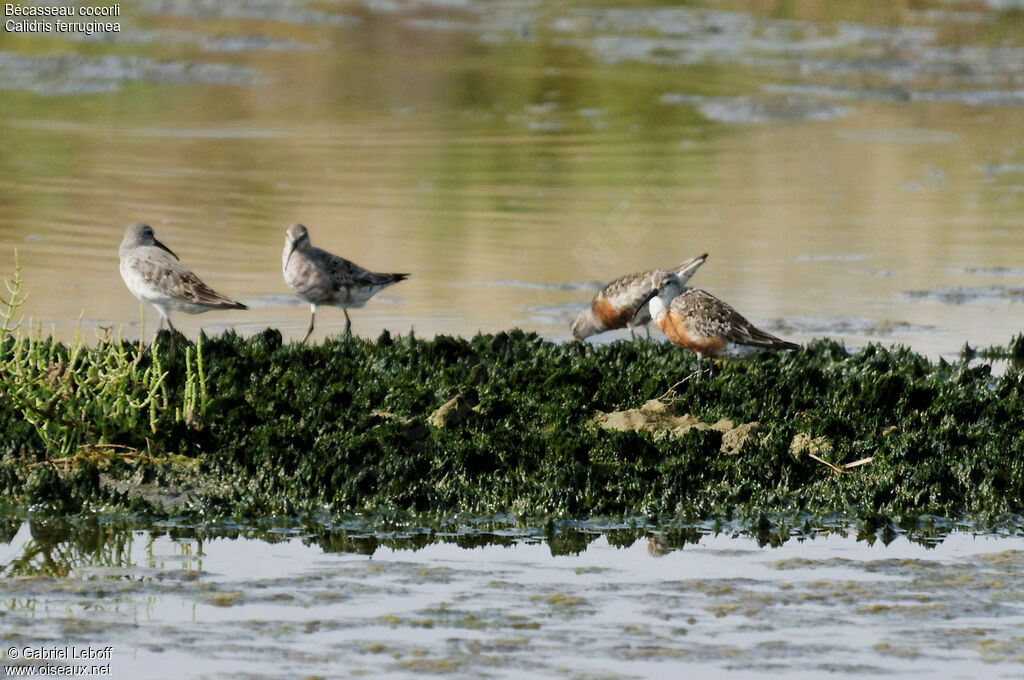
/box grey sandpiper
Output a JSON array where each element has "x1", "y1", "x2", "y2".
[
  {"x1": 282, "y1": 223, "x2": 409, "y2": 343},
  {"x1": 119, "y1": 223, "x2": 247, "y2": 345}
]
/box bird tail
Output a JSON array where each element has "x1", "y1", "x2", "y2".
[
  {"x1": 673, "y1": 253, "x2": 708, "y2": 285},
  {"x1": 205, "y1": 298, "x2": 246, "y2": 310},
  {"x1": 757, "y1": 334, "x2": 800, "y2": 351},
  {"x1": 193, "y1": 281, "x2": 249, "y2": 310},
  {"x1": 742, "y1": 324, "x2": 799, "y2": 351}
]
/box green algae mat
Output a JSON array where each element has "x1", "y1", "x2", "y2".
[{"x1": 2, "y1": 324, "x2": 1024, "y2": 527}]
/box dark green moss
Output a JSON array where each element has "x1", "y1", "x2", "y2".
[{"x1": 2, "y1": 331, "x2": 1024, "y2": 526}]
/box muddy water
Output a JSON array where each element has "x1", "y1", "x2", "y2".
[
  {"x1": 0, "y1": 1, "x2": 1021, "y2": 355},
  {"x1": 2, "y1": 519, "x2": 1024, "y2": 679}
]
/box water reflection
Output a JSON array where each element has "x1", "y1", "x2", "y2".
[
  {"x1": 0, "y1": 515, "x2": 986, "y2": 575},
  {"x1": 2, "y1": 515, "x2": 1024, "y2": 679},
  {"x1": 0, "y1": 519, "x2": 134, "y2": 578}
]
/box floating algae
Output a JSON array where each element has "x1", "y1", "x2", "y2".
[
  {"x1": 3, "y1": 518, "x2": 1024, "y2": 679},
  {"x1": 593, "y1": 399, "x2": 761, "y2": 455},
  {"x1": 789, "y1": 433, "x2": 835, "y2": 458},
  {"x1": 428, "y1": 394, "x2": 476, "y2": 429}
]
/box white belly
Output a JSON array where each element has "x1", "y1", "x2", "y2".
[{"x1": 719, "y1": 342, "x2": 764, "y2": 360}]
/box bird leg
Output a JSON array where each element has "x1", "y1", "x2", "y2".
[
  {"x1": 629, "y1": 325, "x2": 636, "y2": 341},
  {"x1": 645, "y1": 324, "x2": 651, "y2": 339},
  {"x1": 151, "y1": 316, "x2": 165, "y2": 353},
  {"x1": 695, "y1": 355, "x2": 718, "y2": 380},
  {"x1": 165, "y1": 317, "x2": 178, "y2": 354},
  {"x1": 343, "y1": 308, "x2": 352, "y2": 336},
  {"x1": 301, "y1": 308, "x2": 316, "y2": 345}
]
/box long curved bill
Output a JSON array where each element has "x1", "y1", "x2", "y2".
[
  {"x1": 154, "y1": 237, "x2": 179, "y2": 261},
  {"x1": 634, "y1": 289, "x2": 659, "y2": 322}
]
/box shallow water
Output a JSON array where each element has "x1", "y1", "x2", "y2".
[
  {"x1": 3, "y1": 519, "x2": 1024, "y2": 678},
  {"x1": 0, "y1": 1, "x2": 1022, "y2": 356}
]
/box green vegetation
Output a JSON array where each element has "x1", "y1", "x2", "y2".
[
  {"x1": 0, "y1": 254, "x2": 204, "y2": 458},
  {"x1": 2, "y1": 258, "x2": 1024, "y2": 527}
]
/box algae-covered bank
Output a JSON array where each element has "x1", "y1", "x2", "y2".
[{"x1": 2, "y1": 323, "x2": 1024, "y2": 528}]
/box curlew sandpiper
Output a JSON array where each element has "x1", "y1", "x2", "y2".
[
  {"x1": 636, "y1": 278, "x2": 798, "y2": 378},
  {"x1": 571, "y1": 253, "x2": 708, "y2": 341},
  {"x1": 282, "y1": 223, "x2": 409, "y2": 343},
  {"x1": 119, "y1": 223, "x2": 247, "y2": 347}
]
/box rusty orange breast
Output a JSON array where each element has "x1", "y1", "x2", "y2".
[
  {"x1": 657, "y1": 310, "x2": 727, "y2": 357},
  {"x1": 593, "y1": 298, "x2": 634, "y2": 330}
]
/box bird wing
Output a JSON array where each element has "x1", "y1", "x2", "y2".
[
  {"x1": 136, "y1": 247, "x2": 246, "y2": 309},
  {"x1": 672, "y1": 253, "x2": 708, "y2": 284},
  {"x1": 595, "y1": 268, "x2": 669, "y2": 313},
  {"x1": 313, "y1": 246, "x2": 409, "y2": 290},
  {"x1": 674, "y1": 288, "x2": 794, "y2": 349}
]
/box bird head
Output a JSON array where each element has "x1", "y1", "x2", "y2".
[
  {"x1": 122, "y1": 223, "x2": 178, "y2": 260},
  {"x1": 634, "y1": 273, "x2": 683, "y2": 323},
  {"x1": 285, "y1": 223, "x2": 310, "y2": 267},
  {"x1": 570, "y1": 309, "x2": 599, "y2": 342}
]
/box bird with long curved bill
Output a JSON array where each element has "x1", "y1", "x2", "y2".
[
  {"x1": 119, "y1": 223, "x2": 247, "y2": 350},
  {"x1": 635, "y1": 276, "x2": 798, "y2": 379},
  {"x1": 282, "y1": 223, "x2": 409, "y2": 343},
  {"x1": 571, "y1": 253, "x2": 708, "y2": 341}
]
